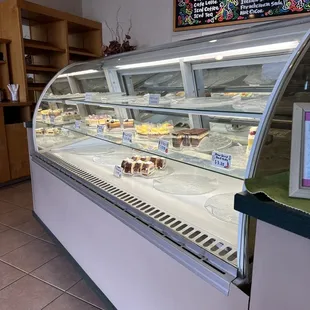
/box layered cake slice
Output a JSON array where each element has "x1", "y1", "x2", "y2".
[
  {"x1": 172, "y1": 129, "x2": 208, "y2": 148},
  {"x1": 123, "y1": 119, "x2": 134, "y2": 128},
  {"x1": 141, "y1": 161, "x2": 155, "y2": 176},
  {"x1": 133, "y1": 160, "x2": 143, "y2": 175},
  {"x1": 189, "y1": 129, "x2": 209, "y2": 147}
]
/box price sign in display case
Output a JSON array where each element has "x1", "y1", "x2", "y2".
[{"x1": 31, "y1": 17, "x2": 310, "y2": 299}]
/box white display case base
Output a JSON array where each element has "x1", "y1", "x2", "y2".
[{"x1": 30, "y1": 160, "x2": 249, "y2": 310}]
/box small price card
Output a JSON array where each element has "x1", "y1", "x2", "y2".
[
  {"x1": 75, "y1": 120, "x2": 81, "y2": 130},
  {"x1": 97, "y1": 124, "x2": 105, "y2": 135},
  {"x1": 49, "y1": 115, "x2": 55, "y2": 124},
  {"x1": 123, "y1": 132, "x2": 133, "y2": 144},
  {"x1": 61, "y1": 128, "x2": 69, "y2": 136},
  {"x1": 114, "y1": 165, "x2": 122, "y2": 178},
  {"x1": 212, "y1": 151, "x2": 232, "y2": 170},
  {"x1": 85, "y1": 93, "x2": 92, "y2": 101},
  {"x1": 158, "y1": 139, "x2": 169, "y2": 154},
  {"x1": 149, "y1": 94, "x2": 160, "y2": 105}
]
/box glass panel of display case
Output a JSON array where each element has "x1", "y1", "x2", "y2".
[
  {"x1": 76, "y1": 71, "x2": 109, "y2": 93},
  {"x1": 255, "y1": 54, "x2": 310, "y2": 178},
  {"x1": 125, "y1": 71, "x2": 184, "y2": 96},
  {"x1": 36, "y1": 101, "x2": 259, "y2": 180},
  {"x1": 195, "y1": 62, "x2": 287, "y2": 114},
  {"x1": 50, "y1": 77, "x2": 71, "y2": 96}
]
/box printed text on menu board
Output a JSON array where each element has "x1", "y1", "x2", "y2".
[{"x1": 175, "y1": 0, "x2": 310, "y2": 30}]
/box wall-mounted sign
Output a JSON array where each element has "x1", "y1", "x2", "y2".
[
  {"x1": 290, "y1": 103, "x2": 310, "y2": 199},
  {"x1": 174, "y1": 0, "x2": 310, "y2": 31}
]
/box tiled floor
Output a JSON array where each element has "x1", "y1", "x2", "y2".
[{"x1": 0, "y1": 181, "x2": 109, "y2": 310}]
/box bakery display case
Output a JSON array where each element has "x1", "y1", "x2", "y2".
[{"x1": 29, "y1": 17, "x2": 310, "y2": 302}]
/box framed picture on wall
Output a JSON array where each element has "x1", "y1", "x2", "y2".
[{"x1": 290, "y1": 102, "x2": 310, "y2": 198}]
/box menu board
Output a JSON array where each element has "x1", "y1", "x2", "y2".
[{"x1": 174, "y1": 0, "x2": 310, "y2": 31}]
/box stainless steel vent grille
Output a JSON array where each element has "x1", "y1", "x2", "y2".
[{"x1": 36, "y1": 152, "x2": 238, "y2": 275}]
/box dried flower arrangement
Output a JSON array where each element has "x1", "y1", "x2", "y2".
[{"x1": 102, "y1": 8, "x2": 136, "y2": 56}]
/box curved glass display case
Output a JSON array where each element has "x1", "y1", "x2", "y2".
[{"x1": 31, "y1": 17, "x2": 310, "y2": 281}]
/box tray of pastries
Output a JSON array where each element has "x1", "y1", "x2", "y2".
[
  {"x1": 121, "y1": 155, "x2": 172, "y2": 178},
  {"x1": 172, "y1": 129, "x2": 209, "y2": 148},
  {"x1": 135, "y1": 122, "x2": 174, "y2": 138}
]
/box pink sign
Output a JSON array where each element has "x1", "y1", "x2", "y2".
[{"x1": 302, "y1": 112, "x2": 310, "y2": 187}]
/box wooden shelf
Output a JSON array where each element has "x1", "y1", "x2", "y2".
[
  {"x1": 0, "y1": 101, "x2": 33, "y2": 107},
  {"x1": 0, "y1": 38, "x2": 10, "y2": 44},
  {"x1": 0, "y1": 61, "x2": 6, "y2": 65},
  {"x1": 28, "y1": 82, "x2": 47, "y2": 91},
  {"x1": 69, "y1": 47, "x2": 98, "y2": 58},
  {"x1": 24, "y1": 39, "x2": 66, "y2": 54},
  {"x1": 26, "y1": 64, "x2": 59, "y2": 73}
]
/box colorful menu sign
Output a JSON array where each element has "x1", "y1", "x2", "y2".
[{"x1": 174, "y1": 0, "x2": 310, "y2": 31}]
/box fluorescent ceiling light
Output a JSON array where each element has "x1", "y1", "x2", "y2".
[
  {"x1": 209, "y1": 39, "x2": 217, "y2": 43},
  {"x1": 183, "y1": 41, "x2": 299, "y2": 62},
  {"x1": 115, "y1": 41, "x2": 299, "y2": 70},
  {"x1": 58, "y1": 69, "x2": 99, "y2": 78},
  {"x1": 115, "y1": 58, "x2": 180, "y2": 70}
]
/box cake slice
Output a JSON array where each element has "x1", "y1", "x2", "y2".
[
  {"x1": 141, "y1": 161, "x2": 155, "y2": 176},
  {"x1": 189, "y1": 129, "x2": 209, "y2": 147}
]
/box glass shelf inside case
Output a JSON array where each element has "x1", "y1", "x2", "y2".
[{"x1": 39, "y1": 105, "x2": 258, "y2": 180}]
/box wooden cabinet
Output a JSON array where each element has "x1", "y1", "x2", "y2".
[
  {"x1": 0, "y1": 107, "x2": 10, "y2": 183},
  {"x1": 0, "y1": 0, "x2": 102, "y2": 184},
  {"x1": 0, "y1": 0, "x2": 102, "y2": 107},
  {"x1": 5, "y1": 123, "x2": 30, "y2": 179}
]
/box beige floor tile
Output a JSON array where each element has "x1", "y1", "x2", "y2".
[
  {"x1": 0, "y1": 200, "x2": 18, "y2": 215},
  {"x1": 31, "y1": 255, "x2": 82, "y2": 290},
  {"x1": 39, "y1": 233, "x2": 56, "y2": 245},
  {"x1": 0, "y1": 229, "x2": 34, "y2": 256},
  {"x1": 0, "y1": 208, "x2": 33, "y2": 227},
  {"x1": 0, "y1": 261, "x2": 26, "y2": 290},
  {"x1": 0, "y1": 187, "x2": 33, "y2": 208},
  {"x1": 0, "y1": 275, "x2": 62, "y2": 310},
  {"x1": 68, "y1": 280, "x2": 107, "y2": 310},
  {"x1": 11, "y1": 181, "x2": 32, "y2": 193},
  {"x1": 0, "y1": 223, "x2": 10, "y2": 233},
  {"x1": 14, "y1": 218, "x2": 46, "y2": 238},
  {"x1": 22, "y1": 203, "x2": 33, "y2": 210},
  {"x1": 1, "y1": 239, "x2": 61, "y2": 273},
  {"x1": 43, "y1": 293, "x2": 100, "y2": 310}
]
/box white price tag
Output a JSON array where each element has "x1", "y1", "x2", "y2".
[
  {"x1": 61, "y1": 128, "x2": 69, "y2": 136},
  {"x1": 97, "y1": 124, "x2": 105, "y2": 135},
  {"x1": 114, "y1": 165, "x2": 122, "y2": 178},
  {"x1": 149, "y1": 94, "x2": 160, "y2": 105},
  {"x1": 85, "y1": 93, "x2": 92, "y2": 101},
  {"x1": 212, "y1": 152, "x2": 232, "y2": 170},
  {"x1": 122, "y1": 132, "x2": 133, "y2": 144},
  {"x1": 158, "y1": 139, "x2": 169, "y2": 154},
  {"x1": 75, "y1": 120, "x2": 81, "y2": 130},
  {"x1": 49, "y1": 115, "x2": 55, "y2": 124}
]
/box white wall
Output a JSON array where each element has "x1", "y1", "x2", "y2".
[
  {"x1": 82, "y1": 0, "x2": 271, "y2": 48},
  {"x1": 29, "y1": 0, "x2": 82, "y2": 16},
  {"x1": 82, "y1": 0, "x2": 173, "y2": 48},
  {"x1": 0, "y1": 0, "x2": 83, "y2": 16}
]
